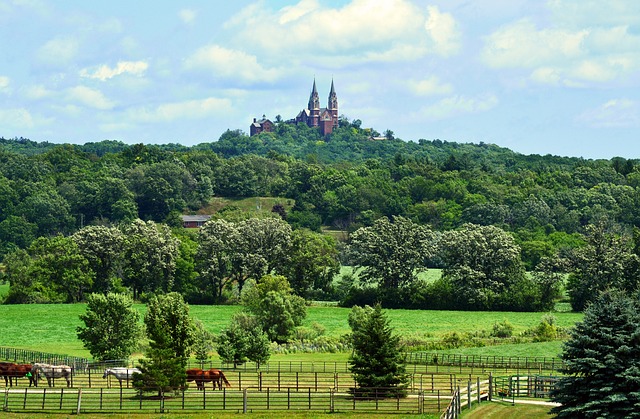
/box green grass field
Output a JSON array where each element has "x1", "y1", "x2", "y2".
[
  {"x1": 0, "y1": 303, "x2": 582, "y2": 360},
  {"x1": 461, "y1": 401, "x2": 555, "y2": 418}
]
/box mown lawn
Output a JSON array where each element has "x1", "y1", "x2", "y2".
[
  {"x1": 461, "y1": 401, "x2": 555, "y2": 418},
  {"x1": 0, "y1": 303, "x2": 581, "y2": 359}
]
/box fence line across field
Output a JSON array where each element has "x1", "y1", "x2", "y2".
[
  {"x1": 8, "y1": 368, "x2": 464, "y2": 393},
  {"x1": 2, "y1": 387, "x2": 446, "y2": 415}
]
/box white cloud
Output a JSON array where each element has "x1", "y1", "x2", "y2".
[
  {"x1": 0, "y1": 108, "x2": 35, "y2": 128},
  {"x1": 406, "y1": 76, "x2": 453, "y2": 96},
  {"x1": 415, "y1": 94, "x2": 498, "y2": 121},
  {"x1": 67, "y1": 86, "x2": 115, "y2": 110},
  {"x1": 129, "y1": 97, "x2": 233, "y2": 123},
  {"x1": 24, "y1": 84, "x2": 52, "y2": 99},
  {"x1": 0, "y1": 76, "x2": 9, "y2": 92},
  {"x1": 80, "y1": 61, "x2": 149, "y2": 81},
  {"x1": 179, "y1": 9, "x2": 197, "y2": 25},
  {"x1": 578, "y1": 99, "x2": 640, "y2": 128},
  {"x1": 482, "y1": 3, "x2": 640, "y2": 86},
  {"x1": 225, "y1": 0, "x2": 461, "y2": 66},
  {"x1": 185, "y1": 45, "x2": 284, "y2": 84},
  {"x1": 424, "y1": 6, "x2": 461, "y2": 56},
  {"x1": 482, "y1": 19, "x2": 586, "y2": 68},
  {"x1": 36, "y1": 36, "x2": 79, "y2": 66}
]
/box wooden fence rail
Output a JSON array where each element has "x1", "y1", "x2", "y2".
[
  {"x1": 2, "y1": 387, "x2": 447, "y2": 415},
  {"x1": 404, "y1": 352, "x2": 564, "y2": 375},
  {"x1": 3, "y1": 369, "x2": 461, "y2": 394}
]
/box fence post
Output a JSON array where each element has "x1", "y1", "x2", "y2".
[
  {"x1": 76, "y1": 388, "x2": 82, "y2": 414},
  {"x1": 467, "y1": 380, "x2": 471, "y2": 410},
  {"x1": 477, "y1": 377, "x2": 480, "y2": 404},
  {"x1": 3, "y1": 388, "x2": 8, "y2": 411},
  {"x1": 330, "y1": 388, "x2": 334, "y2": 413},
  {"x1": 243, "y1": 389, "x2": 247, "y2": 413},
  {"x1": 488, "y1": 373, "x2": 493, "y2": 401}
]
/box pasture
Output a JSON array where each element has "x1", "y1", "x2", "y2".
[{"x1": 0, "y1": 303, "x2": 582, "y2": 359}]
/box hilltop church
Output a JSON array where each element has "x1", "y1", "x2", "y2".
[{"x1": 250, "y1": 79, "x2": 339, "y2": 136}]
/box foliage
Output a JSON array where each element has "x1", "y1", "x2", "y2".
[
  {"x1": 438, "y1": 224, "x2": 530, "y2": 310},
  {"x1": 192, "y1": 319, "x2": 214, "y2": 363},
  {"x1": 242, "y1": 275, "x2": 307, "y2": 343},
  {"x1": 490, "y1": 320, "x2": 514, "y2": 338},
  {"x1": 76, "y1": 292, "x2": 142, "y2": 361},
  {"x1": 121, "y1": 220, "x2": 180, "y2": 300},
  {"x1": 133, "y1": 346, "x2": 186, "y2": 396},
  {"x1": 144, "y1": 292, "x2": 196, "y2": 366},
  {"x1": 349, "y1": 304, "x2": 408, "y2": 397},
  {"x1": 285, "y1": 228, "x2": 340, "y2": 298},
  {"x1": 566, "y1": 222, "x2": 640, "y2": 311},
  {"x1": 348, "y1": 216, "x2": 434, "y2": 290},
  {"x1": 551, "y1": 290, "x2": 640, "y2": 418},
  {"x1": 196, "y1": 217, "x2": 292, "y2": 302},
  {"x1": 72, "y1": 225, "x2": 124, "y2": 294},
  {"x1": 3, "y1": 235, "x2": 94, "y2": 303},
  {"x1": 216, "y1": 311, "x2": 271, "y2": 367}
]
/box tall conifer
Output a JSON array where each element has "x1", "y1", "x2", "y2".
[
  {"x1": 349, "y1": 304, "x2": 408, "y2": 398},
  {"x1": 551, "y1": 290, "x2": 640, "y2": 417}
]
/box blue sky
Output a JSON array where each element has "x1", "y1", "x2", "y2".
[{"x1": 0, "y1": 0, "x2": 638, "y2": 159}]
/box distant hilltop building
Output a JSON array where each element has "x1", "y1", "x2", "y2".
[{"x1": 250, "y1": 79, "x2": 339, "y2": 136}]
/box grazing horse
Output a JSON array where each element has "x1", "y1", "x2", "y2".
[
  {"x1": 32, "y1": 363, "x2": 72, "y2": 388},
  {"x1": 102, "y1": 367, "x2": 141, "y2": 388},
  {"x1": 3, "y1": 363, "x2": 34, "y2": 387},
  {"x1": 206, "y1": 368, "x2": 231, "y2": 390},
  {"x1": 186, "y1": 368, "x2": 207, "y2": 390},
  {"x1": 0, "y1": 362, "x2": 13, "y2": 386}
]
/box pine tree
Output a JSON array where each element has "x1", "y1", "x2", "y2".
[
  {"x1": 133, "y1": 347, "x2": 186, "y2": 397},
  {"x1": 551, "y1": 290, "x2": 640, "y2": 418},
  {"x1": 349, "y1": 304, "x2": 408, "y2": 398}
]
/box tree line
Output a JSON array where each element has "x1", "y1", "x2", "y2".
[{"x1": 2, "y1": 125, "x2": 640, "y2": 311}]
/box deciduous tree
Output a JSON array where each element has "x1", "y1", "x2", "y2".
[
  {"x1": 217, "y1": 312, "x2": 271, "y2": 367},
  {"x1": 349, "y1": 216, "x2": 434, "y2": 290},
  {"x1": 77, "y1": 293, "x2": 142, "y2": 361},
  {"x1": 242, "y1": 275, "x2": 306, "y2": 344}
]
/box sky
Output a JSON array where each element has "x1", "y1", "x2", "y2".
[{"x1": 0, "y1": 0, "x2": 639, "y2": 159}]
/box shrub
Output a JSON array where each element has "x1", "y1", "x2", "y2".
[{"x1": 490, "y1": 320, "x2": 514, "y2": 338}]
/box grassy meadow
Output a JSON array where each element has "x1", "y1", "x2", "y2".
[{"x1": 0, "y1": 301, "x2": 582, "y2": 360}]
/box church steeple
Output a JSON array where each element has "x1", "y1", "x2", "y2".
[
  {"x1": 308, "y1": 79, "x2": 320, "y2": 110},
  {"x1": 328, "y1": 78, "x2": 338, "y2": 110}
]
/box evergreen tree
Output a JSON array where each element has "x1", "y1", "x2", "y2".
[
  {"x1": 551, "y1": 290, "x2": 640, "y2": 418},
  {"x1": 133, "y1": 347, "x2": 186, "y2": 397},
  {"x1": 349, "y1": 304, "x2": 408, "y2": 398}
]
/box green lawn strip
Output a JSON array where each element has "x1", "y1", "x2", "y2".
[
  {"x1": 0, "y1": 304, "x2": 581, "y2": 360},
  {"x1": 460, "y1": 400, "x2": 554, "y2": 418},
  {"x1": 435, "y1": 341, "x2": 565, "y2": 359}
]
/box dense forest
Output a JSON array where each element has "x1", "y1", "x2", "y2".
[{"x1": 1, "y1": 117, "x2": 639, "y2": 312}]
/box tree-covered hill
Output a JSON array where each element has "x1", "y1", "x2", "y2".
[{"x1": 1, "y1": 122, "x2": 639, "y2": 311}]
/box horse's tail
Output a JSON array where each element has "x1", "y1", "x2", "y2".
[{"x1": 220, "y1": 371, "x2": 231, "y2": 387}]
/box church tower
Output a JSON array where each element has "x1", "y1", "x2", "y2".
[
  {"x1": 308, "y1": 79, "x2": 320, "y2": 127},
  {"x1": 328, "y1": 78, "x2": 338, "y2": 129}
]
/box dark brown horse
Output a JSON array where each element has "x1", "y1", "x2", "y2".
[
  {"x1": 185, "y1": 368, "x2": 231, "y2": 390},
  {"x1": 0, "y1": 362, "x2": 34, "y2": 387}
]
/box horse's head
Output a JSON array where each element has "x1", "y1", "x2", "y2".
[{"x1": 102, "y1": 369, "x2": 110, "y2": 379}]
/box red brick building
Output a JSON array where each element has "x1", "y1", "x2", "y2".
[
  {"x1": 250, "y1": 115, "x2": 273, "y2": 136},
  {"x1": 295, "y1": 79, "x2": 339, "y2": 135},
  {"x1": 250, "y1": 79, "x2": 338, "y2": 136}
]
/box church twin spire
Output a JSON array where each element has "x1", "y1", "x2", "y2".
[{"x1": 251, "y1": 78, "x2": 338, "y2": 136}]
